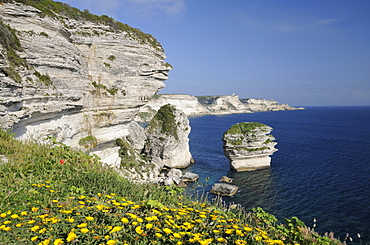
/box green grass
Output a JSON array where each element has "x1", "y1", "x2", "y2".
[
  {"x1": 224, "y1": 122, "x2": 267, "y2": 135},
  {"x1": 0, "y1": 130, "x2": 345, "y2": 244}
]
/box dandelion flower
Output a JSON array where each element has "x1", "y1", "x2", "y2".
[
  {"x1": 85, "y1": 216, "x2": 94, "y2": 221},
  {"x1": 31, "y1": 236, "x2": 38, "y2": 241},
  {"x1": 155, "y1": 233, "x2": 163, "y2": 238}
]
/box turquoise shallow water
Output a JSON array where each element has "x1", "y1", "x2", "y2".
[{"x1": 184, "y1": 107, "x2": 370, "y2": 244}]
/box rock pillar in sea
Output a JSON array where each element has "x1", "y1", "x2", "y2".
[
  {"x1": 222, "y1": 122, "x2": 277, "y2": 171},
  {"x1": 143, "y1": 104, "x2": 193, "y2": 169}
]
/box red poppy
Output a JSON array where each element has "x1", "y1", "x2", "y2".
[{"x1": 60, "y1": 159, "x2": 65, "y2": 164}]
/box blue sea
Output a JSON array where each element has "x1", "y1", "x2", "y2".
[{"x1": 184, "y1": 106, "x2": 370, "y2": 244}]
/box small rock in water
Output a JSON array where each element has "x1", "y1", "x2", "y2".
[
  {"x1": 181, "y1": 172, "x2": 199, "y2": 182},
  {"x1": 219, "y1": 176, "x2": 233, "y2": 183},
  {"x1": 167, "y1": 168, "x2": 183, "y2": 178},
  {"x1": 210, "y1": 183, "x2": 238, "y2": 196}
]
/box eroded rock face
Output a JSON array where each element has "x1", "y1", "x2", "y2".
[
  {"x1": 223, "y1": 122, "x2": 277, "y2": 171},
  {"x1": 143, "y1": 104, "x2": 193, "y2": 169},
  {"x1": 0, "y1": 2, "x2": 171, "y2": 164}
]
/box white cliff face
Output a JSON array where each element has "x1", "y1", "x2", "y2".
[
  {"x1": 0, "y1": 2, "x2": 171, "y2": 164},
  {"x1": 206, "y1": 95, "x2": 251, "y2": 114},
  {"x1": 138, "y1": 94, "x2": 209, "y2": 121},
  {"x1": 223, "y1": 122, "x2": 277, "y2": 171},
  {"x1": 241, "y1": 98, "x2": 303, "y2": 111},
  {"x1": 143, "y1": 105, "x2": 193, "y2": 169},
  {"x1": 137, "y1": 94, "x2": 303, "y2": 122}
]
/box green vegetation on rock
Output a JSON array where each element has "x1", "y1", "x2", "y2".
[
  {"x1": 224, "y1": 122, "x2": 267, "y2": 135},
  {"x1": 78, "y1": 135, "x2": 97, "y2": 149},
  {"x1": 148, "y1": 104, "x2": 178, "y2": 140},
  {"x1": 0, "y1": 20, "x2": 27, "y2": 83}
]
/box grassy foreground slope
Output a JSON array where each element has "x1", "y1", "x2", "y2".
[{"x1": 0, "y1": 130, "x2": 343, "y2": 244}]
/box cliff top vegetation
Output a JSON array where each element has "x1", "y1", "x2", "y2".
[
  {"x1": 0, "y1": 0, "x2": 162, "y2": 51},
  {"x1": 0, "y1": 130, "x2": 345, "y2": 244},
  {"x1": 224, "y1": 122, "x2": 267, "y2": 135},
  {"x1": 147, "y1": 104, "x2": 179, "y2": 140}
]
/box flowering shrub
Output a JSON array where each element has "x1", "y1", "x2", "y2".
[
  {"x1": 0, "y1": 181, "x2": 286, "y2": 244},
  {"x1": 0, "y1": 131, "x2": 345, "y2": 245}
]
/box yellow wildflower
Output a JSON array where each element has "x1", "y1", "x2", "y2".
[
  {"x1": 110, "y1": 226, "x2": 123, "y2": 233},
  {"x1": 155, "y1": 233, "x2": 163, "y2": 238},
  {"x1": 39, "y1": 239, "x2": 51, "y2": 245},
  {"x1": 135, "y1": 226, "x2": 144, "y2": 234},
  {"x1": 77, "y1": 223, "x2": 87, "y2": 228},
  {"x1": 145, "y1": 223, "x2": 153, "y2": 229},
  {"x1": 39, "y1": 228, "x2": 47, "y2": 234},
  {"x1": 31, "y1": 236, "x2": 38, "y2": 241},
  {"x1": 66, "y1": 232, "x2": 77, "y2": 242},
  {"x1": 85, "y1": 216, "x2": 94, "y2": 221},
  {"x1": 53, "y1": 239, "x2": 64, "y2": 245},
  {"x1": 66, "y1": 218, "x2": 75, "y2": 223},
  {"x1": 31, "y1": 207, "x2": 39, "y2": 212},
  {"x1": 173, "y1": 233, "x2": 181, "y2": 238},
  {"x1": 217, "y1": 237, "x2": 226, "y2": 242},
  {"x1": 80, "y1": 228, "x2": 89, "y2": 233},
  {"x1": 106, "y1": 240, "x2": 117, "y2": 245},
  {"x1": 121, "y1": 217, "x2": 129, "y2": 224},
  {"x1": 11, "y1": 214, "x2": 19, "y2": 219},
  {"x1": 21, "y1": 211, "x2": 27, "y2": 216},
  {"x1": 30, "y1": 225, "x2": 40, "y2": 231},
  {"x1": 163, "y1": 228, "x2": 172, "y2": 234}
]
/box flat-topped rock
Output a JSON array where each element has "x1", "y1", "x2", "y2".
[
  {"x1": 223, "y1": 122, "x2": 277, "y2": 171},
  {"x1": 210, "y1": 183, "x2": 238, "y2": 196}
]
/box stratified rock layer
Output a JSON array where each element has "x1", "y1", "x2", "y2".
[
  {"x1": 143, "y1": 104, "x2": 193, "y2": 169},
  {"x1": 223, "y1": 122, "x2": 277, "y2": 171},
  {"x1": 0, "y1": 2, "x2": 171, "y2": 165},
  {"x1": 137, "y1": 94, "x2": 304, "y2": 122}
]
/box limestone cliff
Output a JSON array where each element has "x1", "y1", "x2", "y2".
[
  {"x1": 143, "y1": 104, "x2": 193, "y2": 169},
  {"x1": 222, "y1": 122, "x2": 277, "y2": 171},
  {"x1": 0, "y1": 1, "x2": 171, "y2": 164},
  {"x1": 137, "y1": 94, "x2": 303, "y2": 121},
  {"x1": 240, "y1": 98, "x2": 304, "y2": 111}
]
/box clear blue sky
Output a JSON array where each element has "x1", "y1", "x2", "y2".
[{"x1": 59, "y1": 0, "x2": 370, "y2": 106}]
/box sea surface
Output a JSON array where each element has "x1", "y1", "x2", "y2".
[{"x1": 184, "y1": 106, "x2": 370, "y2": 244}]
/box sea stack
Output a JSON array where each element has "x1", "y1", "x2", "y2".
[{"x1": 222, "y1": 122, "x2": 277, "y2": 171}]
